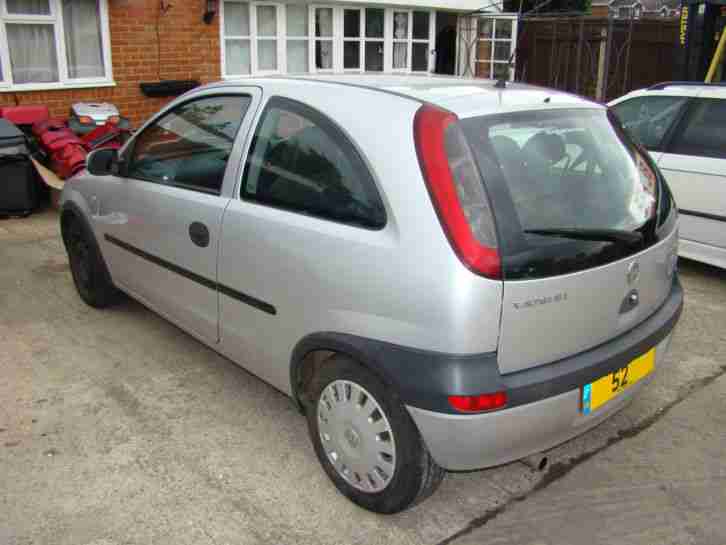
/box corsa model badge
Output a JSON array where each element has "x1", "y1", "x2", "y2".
[{"x1": 627, "y1": 261, "x2": 640, "y2": 285}]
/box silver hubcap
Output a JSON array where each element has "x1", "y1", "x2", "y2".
[{"x1": 317, "y1": 380, "x2": 396, "y2": 493}]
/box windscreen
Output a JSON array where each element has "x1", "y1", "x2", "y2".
[{"x1": 459, "y1": 109, "x2": 659, "y2": 280}]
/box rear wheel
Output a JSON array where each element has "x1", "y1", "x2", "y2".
[
  {"x1": 306, "y1": 355, "x2": 444, "y2": 513},
  {"x1": 63, "y1": 215, "x2": 121, "y2": 308}
]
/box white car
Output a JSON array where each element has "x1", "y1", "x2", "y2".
[{"x1": 610, "y1": 82, "x2": 726, "y2": 269}]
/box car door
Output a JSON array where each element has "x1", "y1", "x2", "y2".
[
  {"x1": 217, "y1": 96, "x2": 387, "y2": 391},
  {"x1": 657, "y1": 94, "x2": 726, "y2": 253},
  {"x1": 99, "y1": 93, "x2": 254, "y2": 344}
]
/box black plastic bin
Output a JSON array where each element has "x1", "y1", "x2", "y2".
[{"x1": 0, "y1": 119, "x2": 38, "y2": 216}]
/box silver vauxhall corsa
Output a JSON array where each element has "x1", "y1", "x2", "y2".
[{"x1": 60, "y1": 75, "x2": 683, "y2": 513}]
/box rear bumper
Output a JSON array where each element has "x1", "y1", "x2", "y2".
[{"x1": 408, "y1": 278, "x2": 683, "y2": 471}]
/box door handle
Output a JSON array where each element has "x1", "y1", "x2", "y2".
[{"x1": 189, "y1": 222, "x2": 210, "y2": 248}]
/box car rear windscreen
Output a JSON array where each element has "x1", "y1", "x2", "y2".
[{"x1": 459, "y1": 109, "x2": 661, "y2": 280}]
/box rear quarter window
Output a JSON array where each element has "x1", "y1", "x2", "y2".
[{"x1": 241, "y1": 96, "x2": 386, "y2": 229}]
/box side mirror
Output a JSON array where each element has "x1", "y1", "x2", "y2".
[{"x1": 87, "y1": 148, "x2": 119, "y2": 176}]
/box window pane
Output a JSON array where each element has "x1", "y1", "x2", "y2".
[
  {"x1": 365, "y1": 41, "x2": 383, "y2": 71},
  {"x1": 315, "y1": 8, "x2": 333, "y2": 37},
  {"x1": 492, "y1": 62, "x2": 509, "y2": 80},
  {"x1": 475, "y1": 61, "x2": 491, "y2": 78},
  {"x1": 494, "y1": 42, "x2": 511, "y2": 61},
  {"x1": 611, "y1": 96, "x2": 688, "y2": 149},
  {"x1": 476, "y1": 40, "x2": 493, "y2": 62},
  {"x1": 242, "y1": 98, "x2": 386, "y2": 228},
  {"x1": 344, "y1": 41, "x2": 360, "y2": 69},
  {"x1": 478, "y1": 19, "x2": 493, "y2": 38},
  {"x1": 393, "y1": 42, "x2": 407, "y2": 69},
  {"x1": 393, "y1": 12, "x2": 408, "y2": 39},
  {"x1": 412, "y1": 42, "x2": 428, "y2": 71},
  {"x1": 286, "y1": 40, "x2": 307, "y2": 72},
  {"x1": 64, "y1": 0, "x2": 105, "y2": 79},
  {"x1": 315, "y1": 40, "x2": 332, "y2": 69},
  {"x1": 6, "y1": 0, "x2": 50, "y2": 15},
  {"x1": 6, "y1": 24, "x2": 59, "y2": 83},
  {"x1": 225, "y1": 39, "x2": 251, "y2": 74},
  {"x1": 129, "y1": 96, "x2": 251, "y2": 193},
  {"x1": 224, "y1": 2, "x2": 249, "y2": 36},
  {"x1": 668, "y1": 98, "x2": 726, "y2": 159},
  {"x1": 495, "y1": 19, "x2": 513, "y2": 39},
  {"x1": 344, "y1": 10, "x2": 360, "y2": 38},
  {"x1": 286, "y1": 4, "x2": 307, "y2": 37},
  {"x1": 365, "y1": 8, "x2": 384, "y2": 38},
  {"x1": 412, "y1": 11, "x2": 429, "y2": 40},
  {"x1": 257, "y1": 5, "x2": 277, "y2": 37},
  {"x1": 258, "y1": 40, "x2": 277, "y2": 70}
]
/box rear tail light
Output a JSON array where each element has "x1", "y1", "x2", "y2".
[
  {"x1": 78, "y1": 116, "x2": 93, "y2": 124},
  {"x1": 414, "y1": 104, "x2": 501, "y2": 279},
  {"x1": 107, "y1": 115, "x2": 120, "y2": 125},
  {"x1": 448, "y1": 392, "x2": 507, "y2": 413}
]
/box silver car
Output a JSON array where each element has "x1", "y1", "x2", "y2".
[{"x1": 60, "y1": 75, "x2": 683, "y2": 513}]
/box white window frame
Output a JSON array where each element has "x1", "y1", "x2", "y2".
[
  {"x1": 390, "y1": 10, "x2": 410, "y2": 72},
  {"x1": 309, "y1": 4, "x2": 335, "y2": 73},
  {"x1": 220, "y1": 3, "x2": 434, "y2": 78},
  {"x1": 362, "y1": 7, "x2": 385, "y2": 73},
  {"x1": 220, "y1": 0, "x2": 252, "y2": 77},
  {"x1": 283, "y1": 3, "x2": 309, "y2": 74},
  {"x1": 0, "y1": 0, "x2": 113, "y2": 92},
  {"x1": 342, "y1": 7, "x2": 363, "y2": 72},
  {"x1": 410, "y1": 10, "x2": 434, "y2": 73},
  {"x1": 252, "y1": 2, "x2": 283, "y2": 75},
  {"x1": 472, "y1": 16, "x2": 517, "y2": 82}
]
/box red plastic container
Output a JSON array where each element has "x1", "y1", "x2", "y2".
[{"x1": 0, "y1": 105, "x2": 49, "y2": 126}]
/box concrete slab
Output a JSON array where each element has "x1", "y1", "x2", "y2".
[{"x1": 1, "y1": 210, "x2": 725, "y2": 545}]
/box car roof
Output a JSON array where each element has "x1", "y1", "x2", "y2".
[
  {"x1": 609, "y1": 82, "x2": 726, "y2": 105},
  {"x1": 202, "y1": 74, "x2": 602, "y2": 118}
]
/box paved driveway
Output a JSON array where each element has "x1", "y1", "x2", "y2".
[{"x1": 1, "y1": 211, "x2": 724, "y2": 545}]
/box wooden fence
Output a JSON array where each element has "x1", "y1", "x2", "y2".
[{"x1": 511, "y1": 17, "x2": 679, "y2": 102}]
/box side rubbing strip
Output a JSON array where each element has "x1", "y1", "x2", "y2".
[
  {"x1": 678, "y1": 209, "x2": 726, "y2": 224},
  {"x1": 104, "y1": 234, "x2": 277, "y2": 315}
]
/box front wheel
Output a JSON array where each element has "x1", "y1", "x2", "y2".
[
  {"x1": 63, "y1": 216, "x2": 121, "y2": 308},
  {"x1": 306, "y1": 355, "x2": 444, "y2": 513}
]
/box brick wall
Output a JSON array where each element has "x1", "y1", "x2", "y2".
[{"x1": 0, "y1": 0, "x2": 222, "y2": 127}]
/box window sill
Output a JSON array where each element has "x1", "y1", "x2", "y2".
[{"x1": 0, "y1": 80, "x2": 116, "y2": 93}]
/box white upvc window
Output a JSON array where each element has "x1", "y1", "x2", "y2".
[
  {"x1": 0, "y1": 0, "x2": 113, "y2": 91},
  {"x1": 391, "y1": 10, "x2": 409, "y2": 71},
  {"x1": 285, "y1": 3, "x2": 308, "y2": 73},
  {"x1": 342, "y1": 7, "x2": 362, "y2": 71},
  {"x1": 411, "y1": 11, "x2": 433, "y2": 72},
  {"x1": 221, "y1": 2, "x2": 434, "y2": 77},
  {"x1": 310, "y1": 5, "x2": 334, "y2": 72},
  {"x1": 362, "y1": 7, "x2": 384, "y2": 72},
  {"x1": 474, "y1": 16, "x2": 517, "y2": 81},
  {"x1": 388, "y1": 10, "x2": 433, "y2": 72},
  {"x1": 254, "y1": 3, "x2": 281, "y2": 74}
]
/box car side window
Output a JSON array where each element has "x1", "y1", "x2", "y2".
[
  {"x1": 126, "y1": 95, "x2": 251, "y2": 194},
  {"x1": 241, "y1": 97, "x2": 386, "y2": 229},
  {"x1": 610, "y1": 96, "x2": 688, "y2": 150},
  {"x1": 666, "y1": 98, "x2": 726, "y2": 159}
]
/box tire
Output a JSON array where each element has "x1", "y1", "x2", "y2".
[
  {"x1": 63, "y1": 215, "x2": 121, "y2": 309},
  {"x1": 306, "y1": 354, "x2": 445, "y2": 513}
]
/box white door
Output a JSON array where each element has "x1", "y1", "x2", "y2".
[{"x1": 656, "y1": 96, "x2": 726, "y2": 254}]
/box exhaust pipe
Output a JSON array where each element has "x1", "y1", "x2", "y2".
[{"x1": 520, "y1": 453, "x2": 549, "y2": 472}]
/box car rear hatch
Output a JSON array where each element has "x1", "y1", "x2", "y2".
[{"x1": 452, "y1": 107, "x2": 678, "y2": 374}]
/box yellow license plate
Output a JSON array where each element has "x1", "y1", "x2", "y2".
[{"x1": 582, "y1": 348, "x2": 655, "y2": 415}]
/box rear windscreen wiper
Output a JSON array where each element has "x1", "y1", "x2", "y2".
[{"x1": 523, "y1": 228, "x2": 644, "y2": 246}]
